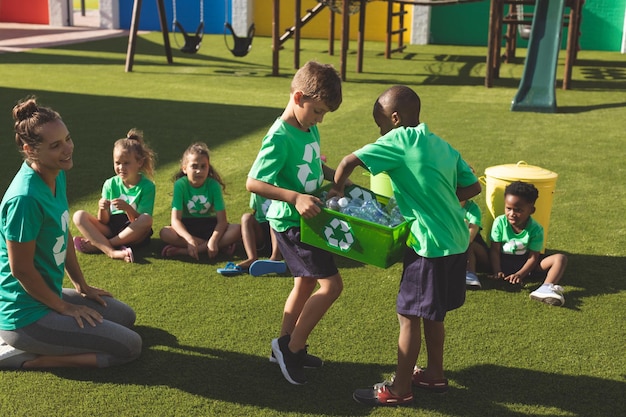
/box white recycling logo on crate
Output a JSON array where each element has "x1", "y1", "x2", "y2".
[
  {"x1": 324, "y1": 218, "x2": 354, "y2": 252},
  {"x1": 347, "y1": 187, "x2": 376, "y2": 202}
]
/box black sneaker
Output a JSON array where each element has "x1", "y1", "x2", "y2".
[
  {"x1": 269, "y1": 347, "x2": 323, "y2": 368},
  {"x1": 271, "y1": 335, "x2": 307, "y2": 385}
]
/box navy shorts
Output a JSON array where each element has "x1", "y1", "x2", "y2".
[
  {"x1": 109, "y1": 213, "x2": 152, "y2": 247},
  {"x1": 397, "y1": 248, "x2": 467, "y2": 322},
  {"x1": 182, "y1": 217, "x2": 218, "y2": 241},
  {"x1": 500, "y1": 253, "x2": 548, "y2": 280},
  {"x1": 274, "y1": 227, "x2": 338, "y2": 278}
]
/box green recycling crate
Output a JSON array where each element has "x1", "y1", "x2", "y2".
[{"x1": 300, "y1": 184, "x2": 409, "y2": 268}]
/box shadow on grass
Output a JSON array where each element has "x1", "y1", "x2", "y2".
[
  {"x1": 447, "y1": 364, "x2": 626, "y2": 417},
  {"x1": 557, "y1": 252, "x2": 626, "y2": 310},
  {"x1": 477, "y1": 251, "x2": 626, "y2": 311},
  {"x1": 51, "y1": 325, "x2": 387, "y2": 416},
  {"x1": 49, "y1": 326, "x2": 626, "y2": 416},
  {"x1": 0, "y1": 36, "x2": 271, "y2": 71},
  {"x1": 0, "y1": 87, "x2": 281, "y2": 201},
  {"x1": 557, "y1": 101, "x2": 626, "y2": 114}
]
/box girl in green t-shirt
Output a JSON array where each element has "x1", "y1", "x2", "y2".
[
  {"x1": 159, "y1": 142, "x2": 241, "y2": 260},
  {"x1": 73, "y1": 129, "x2": 156, "y2": 262}
]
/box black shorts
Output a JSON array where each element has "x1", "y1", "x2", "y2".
[
  {"x1": 274, "y1": 227, "x2": 338, "y2": 278},
  {"x1": 182, "y1": 217, "x2": 218, "y2": 240},
  {"x1": 500, "y1": 253, "x2": 548, "y2": 280},
  {"x1": 109, "y1": 213, "x2": 152, "y2": 247}
]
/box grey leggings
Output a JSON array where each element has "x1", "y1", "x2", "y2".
[{"x1": 0, "y1": 289, "x2": 142, "y2": 368}]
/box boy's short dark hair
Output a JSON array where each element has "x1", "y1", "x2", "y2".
[
  {"x1": 504, "y1": 181, "x2": 539, "y2": 204},
  {"x1": 291, "y1": 61, "x2": 342, "y2": 112}
]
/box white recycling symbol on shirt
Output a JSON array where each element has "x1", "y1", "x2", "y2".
[
  {"x1": 187, "y1": 195, "x2": 211, "y2": 214},
  {"x1": 297, "y1": 142, "x2": 322, "y2": 193},
  {"x1": 503, "y1": 239, "x2": 527, "y2": 255},
  {"x1": 53, "y1": 210, "x2": 70, "y2": 266}
]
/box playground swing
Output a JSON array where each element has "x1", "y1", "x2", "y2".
[
  {"x1": 223, "y1": 0, "x2": 255, "y2": 57},
  {"x1": 172, "y1": 0, "x2": 204, "y2": 54}
]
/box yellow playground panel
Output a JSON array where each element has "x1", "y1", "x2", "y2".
[{"x1": 253, "y1": 0, "x2": 412, "y2": 43}]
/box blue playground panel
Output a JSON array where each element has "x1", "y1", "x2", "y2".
[{"x1": 119, "y1": 0, "x2": 227, "y2": 34}]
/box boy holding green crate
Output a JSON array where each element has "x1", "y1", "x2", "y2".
[{"x1": 331, "y1": 85, "x2": 481, "y2": 406}]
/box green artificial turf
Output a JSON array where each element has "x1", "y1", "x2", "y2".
[
  {"x1": 0, "y1": 33, "x2": 625, "y2": 416},
  {"x1": 73, "y1": 0, "x2": 99, "y2": 10}
]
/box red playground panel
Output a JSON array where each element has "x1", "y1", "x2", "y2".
[{"x1": 0, "y1": 0, "x2": 49, "y2": 24}]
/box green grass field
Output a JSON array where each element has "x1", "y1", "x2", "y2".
[
  {"x1": 73, "y1": 0, "x2": 98, "y2": 10},
  {"x1": 0, "y1": 32, "x2": 625, "y2": 416}
]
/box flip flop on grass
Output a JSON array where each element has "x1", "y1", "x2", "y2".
[
  {"x1": 121, "y1": 246, "x2": 134, "y2": 263},
  {"x1": 217, "y1": 262, "x2": 247, "y2": 277},
  {"x1": 161, "y1": 244, "x2": 184, "y2": 258},
  {"x1": 249, "y1": 260, "x2": 287, "y2": 277}
]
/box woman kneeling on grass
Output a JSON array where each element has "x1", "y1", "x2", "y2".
[{"x1": 0, "y1": 98, "x2": 141, "y2": 369}]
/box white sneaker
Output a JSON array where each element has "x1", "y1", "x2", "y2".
[
  {"x1": 530, "y1": 284, "x2": 565, "y2": 306},
  {"x1": 0, "y1": 341, "x2": 37, "y2": 369},
  {"x1": 465, "y1": 272, "x2": 481, "y2": 289}
]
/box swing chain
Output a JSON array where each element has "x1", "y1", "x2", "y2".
[{"x1": 172, "y1": 0, "x2": 204, "y2": 31}]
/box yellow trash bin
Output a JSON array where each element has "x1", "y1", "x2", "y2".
[
  {"x1": 369, "y1": 172, "x2": 393, "y2": 198},
  {"x1": 483, "y1": 161, "x2": 558, "y2": 253}
]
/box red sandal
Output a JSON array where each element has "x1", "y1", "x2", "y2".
[{"x1": 412, "y1": 367, "x2": 449, "y2": 393}]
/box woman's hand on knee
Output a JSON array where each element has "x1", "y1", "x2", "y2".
[
  {"x1": 59, "y1": 302, "x2": 104, "y2": 329},
  {"x1": 80, "y1": 285, "x2": 112, "y2": 307}
]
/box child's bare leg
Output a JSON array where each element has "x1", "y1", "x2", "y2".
[
  {"x1": 288, "y1": 274, "x2": 343, "y2": 353},
  {"x1": 391, "y1": 314, "x2": 421, "y2": 396},
  {"x1": 422, "y1": 318, "x2": 445, "y2": 380},
  {"x1": 269, "y1": 228, "x2": 283, "y2": 261},
  {"x1": 159, "y1": 226, "x2": 182, "y2": 246},
  {"x1": 73, "y1": 210, "x2": 128, "y2": 261},
  {"x1": 109, "y1": 214, "x2": 153, "y2": 247},
  {"x1": 466, "y1": 242, "x2": 477, "y2": 273},
  {"x1": 467, "y1": 242, "x2": 489, "y2": 273},
  {"x1": 159, "y1": 227, "x2": 206, "y2": 257},
  {"x1": 539, "y1": 253, "x2": 567, "y2": 285},
  {"x1": 280, "y1": 277, "x2": 317, "y2": 338},
  {"x1": 239, "y1": 214, "x2": 260, "y2": 268},
  {"x1": 474, "y1": 242, "x2": 490, "y2": 273},
  {"x1": 218, "y1": 223, "x2": 242, "y2": 255}
]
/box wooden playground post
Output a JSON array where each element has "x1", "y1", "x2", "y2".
[
  {"x1": 329, "y1": 9, "x2": 335, "y2": 56},
  {"x1": 125, "y1": 0, "x2": 172, "y2": 72},
  {"x1": 340, "y1": 0, "x2": 350, "y2": 80},
  {"x1": 294, "y1": 0, "x2": 302, "y2": 69},
  {"x1": 485, "y1": 0, "x2": 583, "y2": 90},
  {"x1": 357, "y1": 0, "x2": 367, "y2": 73},
  {"x1": 272, "y1": 0, "x2": 280, "y2": 76}
]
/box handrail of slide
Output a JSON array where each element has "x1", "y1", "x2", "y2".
[{"x1": 510, "y1": 0, "x2": 566, "y2": 113}]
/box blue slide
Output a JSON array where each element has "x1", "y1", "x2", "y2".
[{"x1": 510, "y1": 0, "x2": 566, "y2": 113}]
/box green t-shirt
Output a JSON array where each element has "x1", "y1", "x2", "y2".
[
  {"x1": 102, "y1": 174, "x2": 155, "y2": 216},
  {"x1": 248, "y1": 118, "x2": 324, "y2": 232},
  {"x1": 490, "y1": 214, "x2": 544, "y2": 255},
  {"x1": 354, "y1": 123, "x2": 477, "y2": 258},
  {"x1": 250, "y1": 193, "x2": 271, "y2": 224},
  {"x1": 171, "y1": 176, "x2": 225, "y2": 218},
  {"x1": 0, "y1": 162, "x2": 70, "y2": 330},
  {"x1": 463, "y1": 200, "x2": 482, "y2": 228}
]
